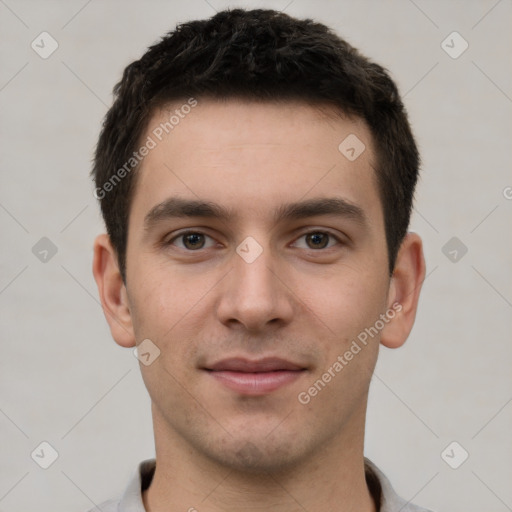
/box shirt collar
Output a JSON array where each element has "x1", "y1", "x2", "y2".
[{"x1": 117, "y1": 457, "x2": 420, "y2": 512}]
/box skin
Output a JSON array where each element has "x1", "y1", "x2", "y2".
[{"x1": 93, "y1": 99, "x2": 425, "y2": 512}]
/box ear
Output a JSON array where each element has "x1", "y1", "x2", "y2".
[
  {"x1": 92, "y1": 233, "x2": 136, "y2": 348},
  {"x1": 380, "y1": 232, "x2": 426, "y2": 349}
]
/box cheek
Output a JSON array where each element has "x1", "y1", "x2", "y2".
[
  {"x1": 127, "y1": 266, "x2": 214, "y2": 363},
  {"x1": 298, "y1": 267, "x2": 388, "y2": 343},
  {"x1": 129, "y1": 257, "x2": 194, "y2": 322}
]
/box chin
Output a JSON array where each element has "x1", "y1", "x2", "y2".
[{"x1": 203, "y1": 431, "x2": 307, "y2": 474}]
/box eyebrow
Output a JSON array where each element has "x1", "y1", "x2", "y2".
[{"x1": 143, "y1": 196, "x2": 366, "y2": 231}]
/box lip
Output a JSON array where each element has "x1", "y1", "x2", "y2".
[
  {"x1": 207, "y1": 357, "x2": 304, "y2": 372},
  {"x1": 204, "y1": 357, "x2": 307, "y2": 395}
]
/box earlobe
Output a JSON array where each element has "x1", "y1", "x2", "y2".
[
  {"x1": 92, "y1": 234, "x2": 136, "y2": 348},
  {"x1": 380, "y1": 232, "x2": 426, "y2": 349}
]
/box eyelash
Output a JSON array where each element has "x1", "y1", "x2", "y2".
[{"x1": 164, "y1": 229, "x2": 343, "y2": 251}]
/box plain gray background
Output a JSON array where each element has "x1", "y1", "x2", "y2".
[{"x1": 1, "y1": 1, "x2": 511, "y2": 511}]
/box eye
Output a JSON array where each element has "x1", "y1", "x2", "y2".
[
  {"x1": 292, "y1": 231, "x2": 341, "y2": 250},
  {"x1": 166, "y1": 231, "x2": 217, "y2": 251}
]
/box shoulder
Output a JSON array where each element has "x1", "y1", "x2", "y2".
[
  {"x1": 85, "y1": 498, "x2": 119, "y2": 512},
  {"x1": 83, "y1": 458, "x2": 155, "y2": 512},
  {"x1": 364, "y1": 458, "x2": 436, "y2": 512},
  {"x1": 397, "y1": 504, "x2": 436, "y2": 512}
]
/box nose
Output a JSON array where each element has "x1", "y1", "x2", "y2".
[{"x1": 216, "y1": 242, "x2": 294, "y2": 333}]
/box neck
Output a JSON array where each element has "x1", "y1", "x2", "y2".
[{"x1": 143, "y1": 409, "x2": 376, "y2": 512}]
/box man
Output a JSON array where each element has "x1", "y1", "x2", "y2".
[{"x1": 91, "y1": 8, "x2": 431, "y2": 512}]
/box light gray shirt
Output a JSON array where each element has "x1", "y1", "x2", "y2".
[{"x1": 89, "y1": 458, "x2": 434, "y2": 512}]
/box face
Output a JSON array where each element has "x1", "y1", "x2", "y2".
[{"x1": 121, "y1": 99, "x2": 394, "y2": 471}]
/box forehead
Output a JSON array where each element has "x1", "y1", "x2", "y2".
[{"x1": 129, "y1": 98, "x2": 381, "y2": 230}]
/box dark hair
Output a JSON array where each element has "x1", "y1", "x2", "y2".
[{"x1": 92, "y1": 8, "x2": 419, "y2": 283}]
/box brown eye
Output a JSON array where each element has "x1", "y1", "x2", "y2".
[
  {"x1": 305, "y1": 232, "x2": 330, "y2": 249},
  {"x1": 167, "y1": 231, "x2": 216, "y2": 251},
  {"x1": 182, "y1": 233, "x2": 205, "y2": 250},
  {"x1": 291, "y1": 230, "x2": 341, "y2": 251}
]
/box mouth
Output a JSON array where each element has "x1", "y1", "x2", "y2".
[{"x1": 203, "y1": 357, "x2": 307, "y2": 395}]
